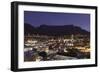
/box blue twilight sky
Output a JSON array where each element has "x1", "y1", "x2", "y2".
[{"x1": 24, "y1": 11, "x2": 90, "y2": 32}]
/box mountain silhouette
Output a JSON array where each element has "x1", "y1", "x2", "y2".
[{"x1": 24, "y1": 23, "x2": 89, "y2": 36}]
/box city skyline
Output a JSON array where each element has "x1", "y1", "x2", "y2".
[{"x1": 24, "y1": 11, "x2": 90, "y2": 32}]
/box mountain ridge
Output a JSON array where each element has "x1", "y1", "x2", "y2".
[{"x1": 24, "y1": 23, "x2": 90, "y2": 36}]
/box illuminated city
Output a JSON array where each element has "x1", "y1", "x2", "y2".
[{"x1": 24, "y1": 33, "x2": 90, "y2": 61}]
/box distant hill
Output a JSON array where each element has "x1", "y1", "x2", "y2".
[{"x1": 24, "y1": 23, "x2": 90, "y2": 36}]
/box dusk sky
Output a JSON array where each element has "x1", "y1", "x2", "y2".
[{"x1": 24, "y1": 11, "x2": 90, "y2": 32}]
